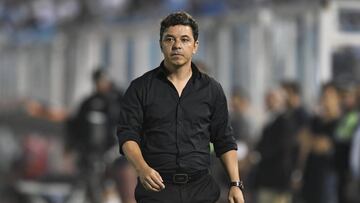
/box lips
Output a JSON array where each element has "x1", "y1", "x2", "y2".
[{"x1": 171, "y1": 53, "x2": 183, "y2": 57}]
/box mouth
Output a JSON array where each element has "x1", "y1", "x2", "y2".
[{"x1": 171, "y1": 53, "x2": 183, "y2": 57}]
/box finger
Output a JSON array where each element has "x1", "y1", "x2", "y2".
[
  {"x1": 155, "y1": 172, "x2": 164, "y2": 183},
  {"x1": 143, "y1": 181, "x2": 161, "y2": 192},
  {"x1": 140, "y1": 178, "x2": 158, "y2": 191},
  {"x1": 154, "y1": 173, "x2": 165, "y2": 189},
  {"x1": 228, "y1": 197, "x2": 235, "y2": 203},
  {"x1": 234, "y1": 196, "x2": 244, "y2": 203},
  {"x1": 145, "y1": 177, "x2": 162, "y2": 191}
]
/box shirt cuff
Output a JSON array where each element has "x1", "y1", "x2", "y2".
[
  {"x1": 117, "y1": 130, "x2": 141, "y2": 155},
  {"x1": 214, "y1": 143, "x2": 238, "y2": 157}
]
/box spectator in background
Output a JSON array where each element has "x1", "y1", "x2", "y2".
[
  {"x1": 349, "y1": 83, "x2": 360, "y2": 203},
  {"x1": 66, "y1": 68, "x2": 122, "y2": 170},
  {"x1": 350, "y1": 125, "x2": 360, "y2": 201},
  {"x1": 230, "y1": 86, "x2": 258, "y2": 147},
  {"x1": 302, "y1": 82, "x2": 341, "y2": 203},
  {"x1": 254, "y1": 87, "x2": 294, "y2": 203},
  {"x1": 334, "y1": 83, "x2": 360, "y2": 203},
  {"x1": 280, "y1": 81, "x2": 311, "y2": 193},
  {"x1": 230, "y1": 87, "x2": 258, "y2": 203},
  {"x1": 280, "y1": 81, "x2": 310, "y2": 140},
  {"x1": 350, "y1": 108, "x2": 360, "y2": 202},
  {"x1": 65, "y1": 68, "x2": 131, "y2": 203}
]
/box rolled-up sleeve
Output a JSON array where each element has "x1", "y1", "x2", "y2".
[
  {"x1": 117, "y1": 80, "x2": 144, "y2": 155},
  {"x1": 210, "y1": 82, "x2": 237, "y2": 157}
]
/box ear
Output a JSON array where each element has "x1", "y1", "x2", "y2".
[
  {"x1": 159, "y1": 40, "x2": 164, "y2": 53},
  {"x1": 193, "y1": 40, "x2": 199, "y2": 54}
]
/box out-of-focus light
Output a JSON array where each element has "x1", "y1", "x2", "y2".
[
  {"x1": 56, "y1": 0, "x2": 80, "y2": 22},
  {"x1": 259, "y1": 8, "x2": 272, "y2": 25},
  {"x1": 32, "y1": 0, "x2": 56, "y2": 27},
  {"x1": 101, "y1": 0, "x2": 128, "y2": 9},
  {"x1": 99, "y1": 0, "x2": 129, "y2": 16},
  {"x1": 85, "y1": 0, "x2": 129, "y2": 20}
]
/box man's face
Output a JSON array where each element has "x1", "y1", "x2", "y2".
[
  {"x1": 160, "y1": 25, "x2": 198, "y2": 68},
  {"x1": 265, "y1": 90, "x2": 284, "y2": 112},
  {"x1": 97, "y1": 76, "x2": 111, "y2": 93}
]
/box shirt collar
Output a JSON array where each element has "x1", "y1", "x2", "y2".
[{"x1": 156, "y1": 60, "x2": 202, "y2": 82}]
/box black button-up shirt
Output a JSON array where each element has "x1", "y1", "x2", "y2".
[{"x1": 117, "y1": 61, "x2": 237, "y2": 173}]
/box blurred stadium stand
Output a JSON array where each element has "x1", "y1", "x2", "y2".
[{"x1": 0, "y1": 0, "x2": 335, "y2": 111}]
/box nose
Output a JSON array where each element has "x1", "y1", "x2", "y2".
[{"x1": 172, "y1": 39, "x2": 182, "y2": 50}]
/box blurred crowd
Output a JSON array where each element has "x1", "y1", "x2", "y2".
[
  {"x1": 0, "y1": 63, "x2": 360, "y2": 203},
  {"x1": 226, "y1": 80, "x2": 360, "y2": 203},
  {"x1": 0, "y1": 0, "x2": 257, "y2": 31}
]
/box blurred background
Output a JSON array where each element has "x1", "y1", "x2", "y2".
[{"x1": 0, "y1": 0, "x2": 360, "y2": 203}]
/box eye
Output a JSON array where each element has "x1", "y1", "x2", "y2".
[
  {"x1": 164, "y1": 37, "x2": 174, "y2": 42},
  {"x1": 181, "y1": 38, "x2": 190, "y2": 43}
]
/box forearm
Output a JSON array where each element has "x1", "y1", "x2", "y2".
[
  {"x1": 221, "y1": 150, "x2": 245, "y2": 203},
  {"x1": 122, "y1": 140, "x2": 149, "y2": 173},
  {"x1": 122, "y1": 140, "x2": 165, "y2": 191},
  {"x1": 220, "y1": 150, "x2": 240, "y2": 181}
]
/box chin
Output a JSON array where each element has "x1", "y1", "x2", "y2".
[
  {"x1": 169, "y1": 60, "x2": 185, "y2": 67},
  {"x1": 164, "y1": 57, "x2": 189, "y2": 68}
]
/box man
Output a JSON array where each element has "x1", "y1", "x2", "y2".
[
  {"x1": 255, "y1": 87, "x2": 294, "y2": 203},
  {"x1": 334, "y1": 84, "x2": 359, "y2": 203},
  {"x1": 280, "y1": 81, "x2": 311, "y2": 189},
  {"x1": 68, "y1": 69, "x2": 122, "y2": 164},
  {"x1": 116, "y1": 12, "x2": 244, "y2": 203},
  {"x1": 66, "y1": 68, "x2": 124, "y2": 203}
]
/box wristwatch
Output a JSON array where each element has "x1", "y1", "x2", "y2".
[{"x1": 230, "y1": 180, "x2": 244, "y2": 191}]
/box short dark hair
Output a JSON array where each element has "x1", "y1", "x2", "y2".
[
  {"x1": 160, "y1": 12, "x2": 199, "y2": 41},
  {"x1": 92, "y1": 68, "x2": 106, "y2": 84},
  {"x1": 321, "y1": 81, "x2": 338, "y2": 94},
  {"x1": 281, "y1": 80, "x2": 301, "y2": 95}
]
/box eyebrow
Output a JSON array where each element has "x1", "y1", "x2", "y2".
[{"x1": 163, "y1": 34, "x2": 192, "y2": 39}]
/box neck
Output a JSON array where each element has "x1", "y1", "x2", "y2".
[{"x1": 164, "y1": 60, "x2": 192, "y2": 82}]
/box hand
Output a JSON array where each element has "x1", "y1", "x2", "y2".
[
  {"x1": 138, "y1": 166, "x2": 165, "y2": 192},
  {"x1": 291, "y1": 169, "x2": 303, "y2": 191},
  {"x1": 312, "y1": 136, "x2": 333, "y2": 154},
  {"x1": 228, "y1": 186, "x2": 244, "y2": 203}
]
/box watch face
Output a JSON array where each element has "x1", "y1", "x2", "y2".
[
  {"x1": 239, "y1": 181, "x2": 244, "y2": 190},
  {"x1": 230, "y1": 181, "x2": 244, "y2": 190}
]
